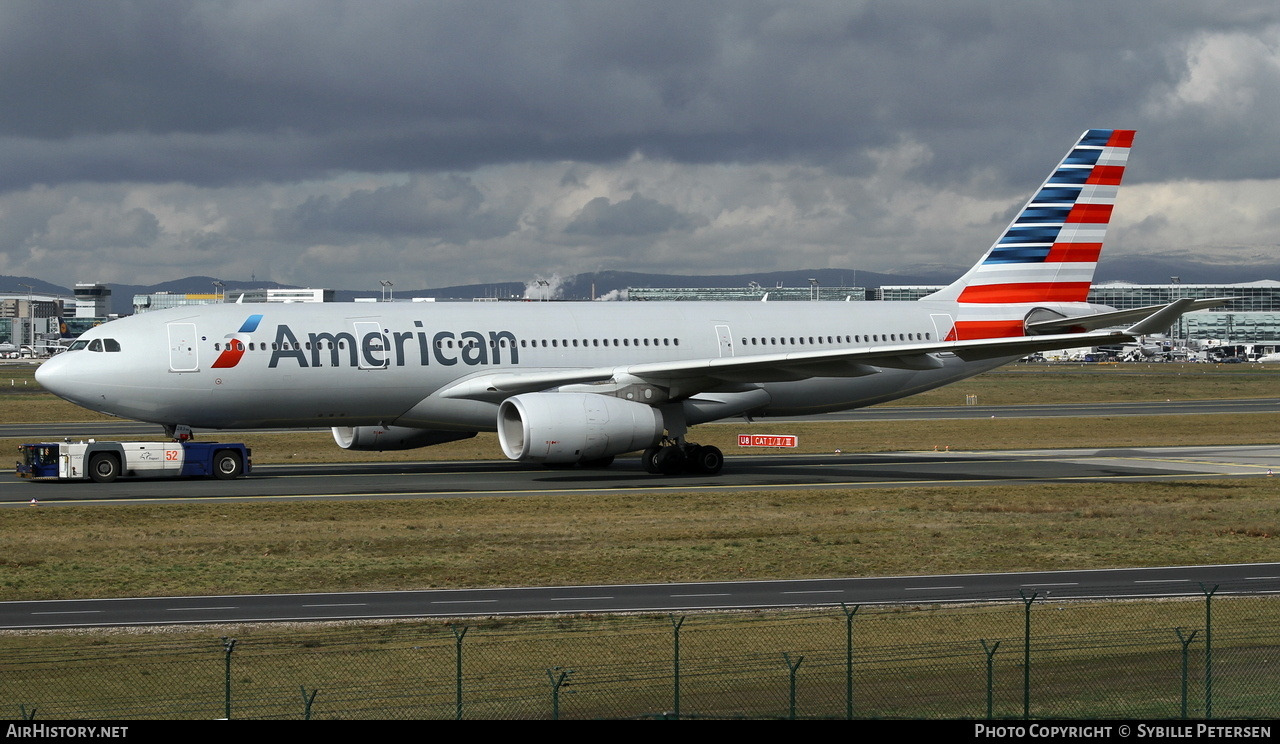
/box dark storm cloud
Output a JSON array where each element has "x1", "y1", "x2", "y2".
[
  {"x1": 282, "y1": 174, "x2": 519, "y2": 242},
  {"x1": 565, "y1": 193, "x2": 707, "y2": 237},
  {"x1": 5, "y1": 1, "x2": 1278, "y2": 192},
  {"x1": 4, "y1": 1, "x2": 1280, "y2": 289}
]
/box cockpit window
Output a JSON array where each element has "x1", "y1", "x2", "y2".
[
  {"x1": 68, "y1": 340, "x2": 89, "y2": 351},
  {"x1": 104, "y1": 339, "x2": 121, "y2": 352},
  {"x1": 88, "y1": 339, "x2": 103, "y2": 352}
]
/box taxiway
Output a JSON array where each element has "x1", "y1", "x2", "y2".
[{"x1": 3, "y1": 444, "x2": 1277, "y2": 506}]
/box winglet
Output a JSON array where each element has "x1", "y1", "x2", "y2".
[{"x1": 1123, "y1": 298, "x2": 1195, "y2": 335}]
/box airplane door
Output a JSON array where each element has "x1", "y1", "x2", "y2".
[
  {"x1": 167, "y1": 323, "x2": 199, "y2": 372},
  {"x1": 930, "y1": 314, "x2": 955, "y2": 343},
  {"x1": 353, "y1": 321, "x2": 389, "y2": 370},
  {"x1": 714, "y1": 324, "x2": 734, "y2": 357}
]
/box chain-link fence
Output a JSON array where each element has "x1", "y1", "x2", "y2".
[{"x1": 4, "y1": 592, "x2": 1278, "y2": 719}]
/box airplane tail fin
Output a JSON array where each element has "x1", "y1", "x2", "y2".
[{"x1": 922, "y1": 128, "x2": 1134, "y2": 339}]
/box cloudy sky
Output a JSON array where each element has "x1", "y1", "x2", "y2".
[{"x1": 3, "y1": 1, "x2": 1280, "y2": 292}]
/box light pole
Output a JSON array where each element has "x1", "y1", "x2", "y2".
[{"x1": 17, "y1": 283, "x2": 33, "y2": 356}]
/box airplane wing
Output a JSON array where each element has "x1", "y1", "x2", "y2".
[
  {"x1": 436, "y1": 299, "x2": 1201, "y2": 403},
  {"x1": 436, "y1": 326, "x2": 1128, "y2": 401}
]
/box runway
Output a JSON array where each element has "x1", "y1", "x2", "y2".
[
  {"x1": 3, "y1": 444, "x2": 1278, "y2": 506},
  {"x1": 2, "y1": 563, "x2": 1276, "y2": 629}
]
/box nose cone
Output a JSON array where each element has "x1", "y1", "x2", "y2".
[{"x1": 35, "y1": 352, "x2": 90, "y2": 406}]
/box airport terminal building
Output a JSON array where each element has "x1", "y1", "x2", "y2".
[{"x1": 132, "y1": 287, "x2": 336, "y2": 314}]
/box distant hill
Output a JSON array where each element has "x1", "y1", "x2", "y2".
[
  {"x1": 2, "y1": 269, "x2": 958, "y2": 312},
  {"x1": 6, "y1": 255, "x2": 1278, "y2": 314},
  {"x1": 1094, "y1": 255, "x2": 1280, "y2": 286}
]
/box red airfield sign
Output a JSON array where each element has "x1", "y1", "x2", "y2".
[{"x1": 737, "y1": 434, "x2": 798, "y2": 448}]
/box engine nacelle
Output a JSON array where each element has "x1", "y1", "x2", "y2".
[
  {"x1": 498, "y1": 393, "x2": 664, "y2": 464},
  {"x1": 332, "y1": 426, "x2": 477, "y2": 451}
]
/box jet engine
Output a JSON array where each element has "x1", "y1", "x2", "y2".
[
  {"x1": 332, "y1": 426, "x2": 477, "y2": 451},
  {"x1": 497, "y1": 393, "x2": 663, "y2": 464}
]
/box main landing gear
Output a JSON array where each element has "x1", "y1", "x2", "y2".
[{"x1": 642, "y1": 440, "x2": 725, "y2": 476}]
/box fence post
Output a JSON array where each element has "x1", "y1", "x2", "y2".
[
  {"x1": 1175, "y1": 628, "x2": 1199, "y2": 720},
  {"x1": 547, "y1": 667, "x2": 574, "y2": 720},
  {"x1": 981, "y1": 639, "x2": 1001, "y2": 720},
  {"x1": 221, "y1": 637, "x2": 237, "y2": 720},
  {"x1": 1019, "y1": 591, "x2": 1038, "y2": 720},
  {"x1": 450, "y1": 624, "x2": 468, "y2": 720},
  {"x1": 669, "y1": 614, "x2": 685, "y2": 720},
  {"x1": 1200, "y1": 584, "x2": 1218, "y2": 719},
  {"x1": 840, "y1": 604, "x2": 860, "y2": 720},
  {"x1": 783, "y1": 652, "x2": 804, "y2": 720},
  {"x1": 299, "y1": 686, "x2": 318, "y2": 720}
]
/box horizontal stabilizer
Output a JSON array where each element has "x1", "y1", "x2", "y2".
[{"x1": 1026, "y1": 297, "x2": 1234, "y2": 334}]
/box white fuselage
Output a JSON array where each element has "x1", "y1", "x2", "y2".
[{"x1": 37, "y1": 298, "x2": 1022, "y2": 432}]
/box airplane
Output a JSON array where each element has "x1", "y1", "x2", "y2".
[{"x1": 36, "y1": 129, "x2": 1229, "y2": 475}]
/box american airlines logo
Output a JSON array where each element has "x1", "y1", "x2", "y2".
[
  {"x1": 212, "y1": 315, "x2": 521, "y2": 370},
  {"x1": 210, "y1": 314, "x2": 264, "y2": 369}
]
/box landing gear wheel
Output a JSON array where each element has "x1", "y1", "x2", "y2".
[
  {"x1": 88, "y1": 453, "x2": 120, "y2": 483},
  {"x1": 654, "y1": 446, "x2": 686, "y2": 475},
  {"x1": 212, "y1": 450, "x2": 244, "y2": 480},
  {"x1": 642, "y1": 446, "x2": 663, "y2": 474},
  {"x1": 686, "y1": 445, "x2": 724, "y2": 475}
]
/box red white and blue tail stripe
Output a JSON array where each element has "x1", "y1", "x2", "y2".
[{"x1": 924, "y1": 129, "x2": 1134, "y2": 340}]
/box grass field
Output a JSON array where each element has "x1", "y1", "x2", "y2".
[{"x1": 4, "y1": 479, "x2": 1279, "y2": 601}]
